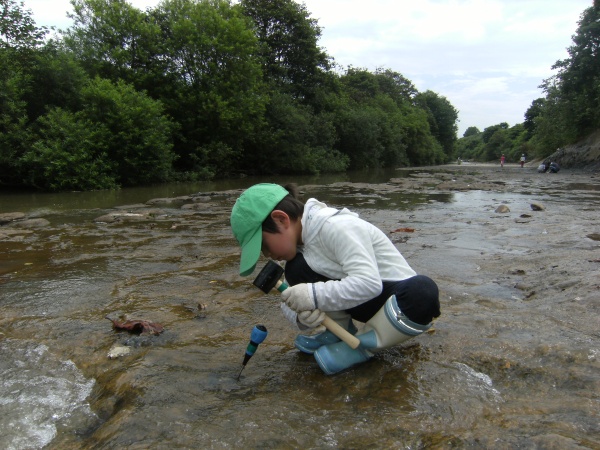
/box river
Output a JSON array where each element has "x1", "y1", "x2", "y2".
[{"x1": 1, "y1": 165, "x2": 598, "y2": 449}]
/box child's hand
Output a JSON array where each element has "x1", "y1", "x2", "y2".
[
  {"x1": 298, "y1": 309, "x2": 325, "y2": 328},
  {"x1": 281, "y1": 283, "x2": 315, "y2": 312}
]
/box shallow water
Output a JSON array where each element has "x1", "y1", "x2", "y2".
[{"x1": 1, "y1": 166, "x2": 599, "y2": 449}]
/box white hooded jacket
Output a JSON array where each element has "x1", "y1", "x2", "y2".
[{"x1": 280, "y1": 198, "x2": 416, "y2": 324}]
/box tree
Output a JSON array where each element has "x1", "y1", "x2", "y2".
[
  {"x1": 239, "y1": 0, "x2": 331, "y2": 101},
  {"x1": 523, "y1": 98, "x2": 545, "y2": 138},
  {"x1": 463, "y1": 126, "x2": 480, "y2": 138},
  {"x1": 551, "y1": 1, "x2": 600, "y2": 137},
  {"x1": 0, "y1": 0, "x2": 48, "y2": 186},
  {"x1": 21, "y1": 108, "x2": 116, "y2": 190},
  {"x1": 1, "y1": 0, "x2": 47, "y2": 50},
  {"x1": 334, "y1": 68, "x2": 445, "y2": 168},
  {"x1": 416, "y1": 90, "x2": 459, "y2": 158},
  {"x1": 531, "y1": 2, "x2": 600, "y2": 154},
  {"x1": 65, "y1": 0, "x2": 158, "y2": 82},
  {"x1": 25, "y1": 41, "x2": 90, "y2": 121},
  {"x1": 65, "y1": 0, "x2": 267, "y2": 178},
  {"x1": 79, "y1": 77, "x2": 176, "y2": 185},
  {"x1": 373, "y1": 67, "x2": 418, "y2": 103},
  {"x1": 23, "y1": 77, "x2": 176, "y2": 190},
  {"x1": 244, "y1": 90, "x2": 348, "y2": 175},
  {"x1": 482, "y1": 122, "x2": 508, "y2": 144}
]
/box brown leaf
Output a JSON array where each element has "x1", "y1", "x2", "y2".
[
  {"x1": 106, "y1": 316, "x2": 164, "y2": 335},
  {"x1": 391, "y1": 227, "x2": 415, "y2": 233}
]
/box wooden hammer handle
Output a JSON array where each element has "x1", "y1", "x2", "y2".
[
  {"x1": 276, "y1": 280, "x2": 361, "y2": 349},
  {"x1": 321, "y1": 316, "x2": 361, "y2": 349}
]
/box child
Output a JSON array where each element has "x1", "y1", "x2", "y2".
[
  {"x1": 500, "y1": 154, "x2": 506, "y2": 168},
  {"x1": 230, "y1": 183, "x2": 440, "y2": 374}
]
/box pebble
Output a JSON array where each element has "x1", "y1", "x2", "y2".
[
  {"x1": 108, "y1": 345, "x2": 131, "y2": 359},
  {"x1": 530, "y1": 202, "x2": 546, "y2": 211}
]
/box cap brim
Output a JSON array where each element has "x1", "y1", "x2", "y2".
[{"x1": 239, "y1": 226, "x2": 262, "y2": 276}]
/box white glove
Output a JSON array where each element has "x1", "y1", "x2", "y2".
[
  {"x1": 298, "y1": 309, "x2": 326, "y2": 328},
  {"x1": 281, "y1": 283, "x2": 315, "y2": 312}
]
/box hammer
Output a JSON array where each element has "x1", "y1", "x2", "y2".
[{"x1": 253, "y1": 261, "x2": 361, "y2": 349}]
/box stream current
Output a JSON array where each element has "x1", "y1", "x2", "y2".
[{"x1": 1, "y1": 165, "x2": 598, "y2": 449}]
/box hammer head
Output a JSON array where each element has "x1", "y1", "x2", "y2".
[{"x1": 253, "y1": 260, "x2": 284, "y2": 293}]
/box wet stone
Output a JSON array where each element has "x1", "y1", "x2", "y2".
[
  {"x1": 530, "y1": 202, "x2": 546, "y2": 211},
  {"x1": 11, "y1": 218, "x2": 50, "y2": 229},
  {"x1": 0, "y1": 212, "x2": 26, "y2": 225}
]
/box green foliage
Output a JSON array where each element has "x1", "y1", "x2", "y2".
[
  {"x1": 79, "y1": 77, "x2": 176, "y2": 185},
  {"x1": 523, "y1": 98, "x2": 544, "y2": 139},
  {"x1": 440, "y1": 2, "x2": 600, "y2": 165},
  {"x1": 22, "y1": 107, "x2": 117, "y2": 190},
  {"x1": 454, "y1": 122, "x2": 530, "y2": 163},
  {"x1": 22, "y1": 77, "x2": 176, "y2": 190},
  {"x1": 65, "y1": 0, "x2": 157, "y2": 82},
  {"x1": 0, "y1": 0, "x2": 47, "y2": 185},
  {"x1": 244, "y1": 90, "x2": 348, "y2": 174},
  {"x1": 335, "y1": 68, "x2": 445, "y2": 168},
  {"x1": 25, "y1": 41, "x2": 90, "y2": 120},
  {"x1": 145, "y1": 0, "x2": 267, "y2": 176},
  {"x1": 240, "y1": 0, "x2": 331, "y2": 101},
  {"x1": 462, "y1": 126, "x2": 480, "y2": 138},
  {"x1": 527, "y1": 3, "x2": 600, "y2": 156},
  {"x1": 2, "y1": 0, "x2": 462, "y2": 191},
  {"x1": 415, "y1": 90, "x2": 458, "y2": 158},
  {"x1": 1, "y1": 0, "x2": 47, "y2": 50}
]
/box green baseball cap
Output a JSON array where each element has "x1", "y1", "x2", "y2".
[{"x1": 230, "y1": 183, "x2": 289, "y2": 276}]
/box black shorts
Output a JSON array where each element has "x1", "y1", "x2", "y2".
[{"x1": 284, "y1": 253, "x2": 440, "y2": 325}]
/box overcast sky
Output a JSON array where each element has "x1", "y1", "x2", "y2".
[{"x1": 26, "y1": 0, "x2": 592, "y2": 135}]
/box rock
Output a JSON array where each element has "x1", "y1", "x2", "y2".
[
  {"x1": 11, "y1": 218, "x2": 50, "y2": 229},
  {"x1": 107, "y1": 345, "x2": 131, "y2": 359},
  {"x1": 146, "y1": 197, "x2": 191, "y2": 206},
  {"x1": 190, "y1": 195, "x2": 211, "y2": 203},
  {"x1": 495, "y1": 205, "x2": 510, "y2": 213},
  {"x1": 181, "y1": 203, "x2": 207, "y2": 210},
  {"x1": 0, "y1": 212, "x2": 26, "y2": 225},
  {"x1": 530, "y1": 202, "x2": 545, "y2": 211},
  {"x1": 94, "y1": 212, "x2": 146, "y2": 223},
  {"x1": 543, "y1": 129, "x2": 600, "y2": 171}
]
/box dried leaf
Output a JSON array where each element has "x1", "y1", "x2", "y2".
[
  {"x1": 391, "y1": 227, "x2": 415, "y2": 233},
  {"x1": 106, "y1": 316, "x2": 164, "y2": 335}
]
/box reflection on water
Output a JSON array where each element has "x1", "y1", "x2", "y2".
[{"x1": 0, "y1": 168, "x2": 408, "y2": 215}]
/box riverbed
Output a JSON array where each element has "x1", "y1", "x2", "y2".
[{"x1": 1, "y1": 163, "x2": 599, "y2": 449}]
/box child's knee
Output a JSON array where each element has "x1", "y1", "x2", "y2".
[{"x1": 396, "y1": 275, "x2": 440, "y2": 325}]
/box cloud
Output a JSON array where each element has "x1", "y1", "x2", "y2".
[
  {"x1": 303, "y1": 0, "x2": 589, "y2": 134},
  {"x1": 24, "y1": 0, "x2": 591, "y2": 135}
]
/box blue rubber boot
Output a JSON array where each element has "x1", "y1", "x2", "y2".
[
  {"x1": 314, "y1": 295, "x2": 432, "y2": 375},
  {"x1": 294, "y1": 312, "x2": 357, "y2": 354},
  {"x1": 314, "y1": 337, "x2": 373, "y2": 375}
]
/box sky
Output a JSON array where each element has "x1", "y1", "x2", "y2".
[{"x1": 25, "y1": 0, "x2": 592, "y2": 136}]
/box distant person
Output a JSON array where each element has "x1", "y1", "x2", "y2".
[
  {"x1": 537, "y1": 162, "x2": 546, "y2": 173},
  {"x1": 520, "y1": 154, "x2": 526, "y2": 168},
  {"x1": 549, "y1": 161, "x2": 560, "y2": 173},
  {"x1": 500, "y1": 154, "x2": 506, "y2": 168}
]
